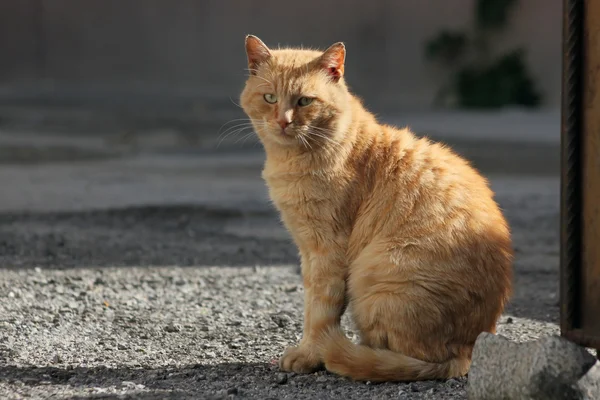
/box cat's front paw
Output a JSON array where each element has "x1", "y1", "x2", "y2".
[{"x1": 279, "y1": 345, "x2": 322, "y2": 374}]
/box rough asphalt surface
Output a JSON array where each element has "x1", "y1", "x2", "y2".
[{"x1": 0, "y1": 129, "x2": 560, "y2": 399}]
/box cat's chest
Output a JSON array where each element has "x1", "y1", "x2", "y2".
[
  {"x1": 266, "y1": 175, "x2": 328, "y2": 207},
  {"x1": 263, "y1": 171, "x2": 338, "y2": 224}
]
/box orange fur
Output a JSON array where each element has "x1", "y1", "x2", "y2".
[{"x1": 239, "y1": 35, "x2": 513, "y2": 382}]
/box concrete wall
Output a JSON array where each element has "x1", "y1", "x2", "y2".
[{"x1": 0, "y1": 0, "x2": 562, "y2": 112}]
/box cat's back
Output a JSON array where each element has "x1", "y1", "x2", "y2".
[
  {"x1": 353, "y1": 123, "x2": 509, "y2": 243},
  {"x1": 362, "y1": 124, "x2": 492, "y2": 198}
]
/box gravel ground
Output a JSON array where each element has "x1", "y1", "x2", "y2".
[{"x1": 0, "y1": 134, "x2": 560, "y2": 399}]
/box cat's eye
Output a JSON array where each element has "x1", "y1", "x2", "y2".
[
  {"x1": 263, "y1": 94, "x2": 277, "y2": 104},
  {"x1": 298, "y1": 97, "x2": 314, "y2": 107}
]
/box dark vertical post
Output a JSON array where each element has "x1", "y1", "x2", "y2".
[
  {"x1": 560, "y1": 0, "x2": 583, "y2": 339},
  {"x1": 560, "y1": 0, "x2": 600, "y2": 353}
]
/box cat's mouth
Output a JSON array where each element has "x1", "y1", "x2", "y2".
[
  {"x1": 279, "y1": 127, "x2": 290, "y2": 136},
  {"x1": 259, "y1": 122, "x2": 308, "y2": 147},
  {"x1": 268, "y1": 126, "x2": 298, "y2": 141},
  {"x1": 277, "y1": 131, "x2": 299, "y2": 144}
]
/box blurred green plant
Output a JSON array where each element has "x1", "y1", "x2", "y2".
[{"x1": 424, "y1": 0, "x2": 541, "y2": 109}]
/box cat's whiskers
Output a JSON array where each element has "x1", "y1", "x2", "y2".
[
  {"x1": 219, "y1": 118, "x2": 264, "y2": 132},
  {"x1": 217, "y1": 119, "x2": 263, "y2": 148},
  {"x1": 218, "y1": 121, "x2": 254, "y2": 138},
  {"x1": 240, "y1": 120, "x2": 268, "y2": 146},
  {"x1": 305, "y1": 126, "x2": 342, "y2": 148},
  {"x1": 234, "y1": 129, "x2": 259, "y2": 145},
  {"x1": 298, "y1": 134, "x2": 313, "y2": 150},
  {"x1": 228, "y1": 97, "x2": 243, "y2": 109},
  {"x1": 307, "y1": 134, "x2": 337, "y2": 146},
  {"x1": 217, "y1": 118, "x2": 256, "y2": 134},
  {"x1": 217, "y1": 121, "x2": 253, "y2": 142},
  {"x1": 217, "y1": 125, "x2": 255, "y2": 148},
  {"x1": 248, "y1": 133, "x2": 263, "y2": 147},
  {"x1": 308, "y1": 124, "x2": 338, "y2": 135}
]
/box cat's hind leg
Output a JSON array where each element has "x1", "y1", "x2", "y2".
[{"x1": 320, "y1": 246, "x2": 474, "y2": 381}]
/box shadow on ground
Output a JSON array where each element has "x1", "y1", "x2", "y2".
[
  {"x1": 0, "y1": 205, "x2": 298, "y2": 269},
  {"x1": 0, "y1": 362, "x2": 466, "y2": 399}
]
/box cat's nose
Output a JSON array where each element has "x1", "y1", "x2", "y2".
[{"x1": 277, "y1": 118, "x2": 291, "y2": 130}]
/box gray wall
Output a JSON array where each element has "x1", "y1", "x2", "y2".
[{"x1": 0, "y1": 0, "x2": 562, "y2": 113}]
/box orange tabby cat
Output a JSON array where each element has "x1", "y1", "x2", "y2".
[{"x1": 239, "y1": 35, "x2": 513, "y2": 382}]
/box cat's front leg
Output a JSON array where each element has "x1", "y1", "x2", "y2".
[{"x1": 279, "y1": 253, "x2": 346, "y2": 374}]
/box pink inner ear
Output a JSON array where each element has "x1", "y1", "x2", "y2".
[
  {"x1": 248, "y1": 47, "x2": 270, "y2": 64},
  {"x1": 324, "y1": 63, "x2": 343, "y2": 82},
  {"x1": 320, "y1": 44, "x2": 345, "y2": 82},
  {"x1": 246, "y1": 36, "x2": 271, "y2": 73}
]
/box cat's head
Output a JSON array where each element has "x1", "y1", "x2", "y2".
[{"x1": 240, "y1": 35, "x2": 351, "y2": 150}]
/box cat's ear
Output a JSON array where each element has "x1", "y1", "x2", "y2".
[
  {"x1": 318, "y1": 42, "x2": 346, "y2": 82},
  {"x1": 245, "y1": 35, "x2": 272, "y2": 75}
]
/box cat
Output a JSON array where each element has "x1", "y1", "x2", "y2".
[{"x1": 239, "y1": 35, "x2": 513, "y2": 382}]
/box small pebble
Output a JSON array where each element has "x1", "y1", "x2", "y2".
[
  {"x1": 276, "y1": 373, "x2": 288, "y2": 384},
  {"x1": 227, "y1": 387, "x2": 238, "y2": 395},
  {"x1": 164, "y1": 324, "x2": 181, "y2": 333},
  {"x1": 270, "y1": 313, "x2": 293, "y2": 328}
]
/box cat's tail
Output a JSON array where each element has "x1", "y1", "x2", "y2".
[{"x1": 318, "y1": 327, "x2": 470, "y2": 382}]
